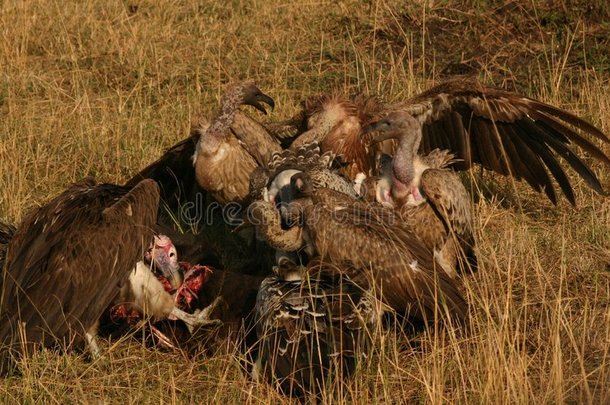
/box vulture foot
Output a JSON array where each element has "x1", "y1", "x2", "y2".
[
  {"x1": 172, "y1": 297, "x2": 223, "y2": 334},
  {"x1": 85, "y1": 331, "x2": 103, "y2": 361}
]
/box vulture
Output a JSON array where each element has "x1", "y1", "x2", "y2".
[
  {"x1": 0, "y1": 178, "x2": 159, "y2": 375},
  {"x1": 363, "y1": 112, "x2": 477, "y2": 277},
  {"x1": 124, "y1": 84, "x2": 280, "y2": 276},
  {"x1": 102, "y1": 235, "x2": 262, "y2": 353},
  {"x1": 273, "y1": 77, "x2": 610, "y2": 205},
  {"x1": 248, "y1": 185, "x2": 467, "y2": 322},
  {"x1": 192, "y1": 82, "x2": 281, "y2": 205},
  {"x1": 389, "y1": 77, "x2": 610, "y2": 205},
  {"x1": 253, "y1": 258, "x2": 379, "y2": 399},
  {"x1": 112, "y1": 235, "x2": 221, "y2": 335},
  {"x1": 268, "y1": 92, "x2": 390, "y2": 178}
]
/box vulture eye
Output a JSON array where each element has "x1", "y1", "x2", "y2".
[{"x1": 169, "y1": 252, "x2": 175, "y2": 258}]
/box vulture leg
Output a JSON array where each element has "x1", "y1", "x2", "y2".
[
  {"x1": 170, "y1": 296, "x2": 223, "y2": 334},
  {"x1": 86, "y1": 320, "x2": 102, "y2": 359},
  {"x1": 85, "y1": 334, "x2": 101, "y2": 359}
]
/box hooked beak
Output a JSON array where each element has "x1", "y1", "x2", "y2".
[
  {"x1": 362, "y1": 121, "x2": 400, "y2": 145},
  {"x1": 164, "y1": 263, "x2": 183, "y2": 289},
  {"x1": 246, "y1": 92, "x2": 275, "y2": 115}
]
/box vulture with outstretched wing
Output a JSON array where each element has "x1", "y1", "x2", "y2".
[
  {"x1": 274, "y1": 77, "x2": 610, "y2": 205},
  {"x1": 390, "y1": 77, "x2": 610, "y2": 205},
  {"x1": 124, "y1": 83, "x2": 281, "y2": 275},
  {"x1": 0, "y1": 178, "x2": 159, "y2": 374}
]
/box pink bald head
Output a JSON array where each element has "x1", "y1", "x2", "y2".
[{"x1": 144, "y1": 235, "x2": 183, "y2": 288}]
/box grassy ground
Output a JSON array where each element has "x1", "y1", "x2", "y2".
[{"x1": 1, "y1": 0, "x2": 609, "y2": 403}]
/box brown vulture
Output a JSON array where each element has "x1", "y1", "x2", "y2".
[
  {"x1": 253, "y1": 258, "x2": 380, "y2": 399},
  {"x1": 363, "y1": 112, "x2": 477, "y2": 278},
  {"x1": 192, "y1": 82, "x2": 281, "y2": 205},
  {"x1": 268, "y1": 92, "x2": 390, "y2": 178},
  {"x1": 124, "y1": 83, "x2": 281, "y2": 276},
  {"x1": 248, "y1": 185, "x2": 467, "y2": 322},
  {"x1": 0, "y1": 178, "x2": 159, "y2": 375}
]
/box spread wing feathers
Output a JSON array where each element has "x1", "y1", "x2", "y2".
[
  {"x1": 420, "y1": 169, "x2": 478, "y2": 273},
  {"x1": 305, "y1": 189, "x2": 467, "y2": 322},
  {"x1": 0, "y1": 178, "x2": 159, "y2": 372},
  {"x1": 125, "y1": 134, "x2": 200, "y2": 211},
  {"x1": 231, "y1": 111, "x2": 282, "y2": 166},
  {"x1": 255, "y1": 269, "x2": 377, "y2": 398},
  {"x1": 399, "y1": 77, "x2": 610, "y2": 205}
]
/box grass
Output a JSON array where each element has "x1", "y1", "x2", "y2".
[{"x1": 1, "y1": 0, "x2": 610, "y2": 403}]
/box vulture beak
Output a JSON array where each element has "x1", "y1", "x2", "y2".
[
  {"x1": 245, "y1": 91, "x2": 275, "y2": 115},
  {"x1": 164, "y1": 264, "x2": 184, "y2": 290},
  {"x1": 362, "y1": 121, "x2": 381, "y2": 135},
  {"x1": 362, "y1": 121, "x2": 400, "y2": 144}
]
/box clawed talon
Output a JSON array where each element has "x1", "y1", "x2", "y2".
[{"x1": 171, "y1": 296, "x2": 224, "y2": 334}]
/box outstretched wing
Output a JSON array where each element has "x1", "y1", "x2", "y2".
[{"x1": 399, "y1": 77, "x2": 610, "y2": 205}]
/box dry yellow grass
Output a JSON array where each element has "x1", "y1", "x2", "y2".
[{"x1": 1, "y1": 0, "x2": 610, "y2": 403}]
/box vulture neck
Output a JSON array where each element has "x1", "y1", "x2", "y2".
[
  {"x1": 206, "y1": 96, "x2": 241, "y2": 140},
  {"x1": 391, "y1": 127, "x2": 426, "y2": 205},
  {"x1": 194, "y1": 95, "x2": 241, "y2": 160}
]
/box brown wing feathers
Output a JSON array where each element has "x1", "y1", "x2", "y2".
[
  {"x1": 0, "y1": 179, "x2": 159, "y2": 373},
  {"x1": 406, "y1": 78, "x2": 610, "y2": 205}
]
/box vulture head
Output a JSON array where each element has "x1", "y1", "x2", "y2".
[
  {"x1": 266, "y1": 169, "x2": 302, "y2": 206},
  {"x1": 144, "y1": 235, "x2": 183, "y2": 289},
  {"x1": 289, "y1": 171, "x2": 313, "y2": 198},
  {"x1": 364, "y1": 111, "x2": 426, "y2": 206},
  {"x1": 226, "y1": 82, "x2": 275, "y2": 115}
]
